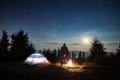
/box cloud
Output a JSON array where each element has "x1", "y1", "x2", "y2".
[
  {"x1": 43, "y1": 41, "x2": 120, "y2": 46},
  {"x1": 44, "y1": 42, "x2": 83, "y2": 45},
  {"x1": 104, "y1": 42, "x2": 119, "y2": 45},
  {"x1": 44, "y1": 42, "x2": 61, "y2": 45},
  {"x1": 68, "y1": 43, "x2": 82, "y2": 45}
]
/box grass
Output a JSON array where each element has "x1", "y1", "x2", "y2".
[{"x1": 0, "y1": 63, "x2": 120, "y2": 80}]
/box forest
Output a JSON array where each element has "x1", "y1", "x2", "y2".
[{"x1": 0, "y1": 30, "x2": 120, "y2": 66}]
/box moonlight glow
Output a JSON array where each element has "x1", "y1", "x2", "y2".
[{"x1": 82, "y1": 37, "x2": 91, "y2": 45}]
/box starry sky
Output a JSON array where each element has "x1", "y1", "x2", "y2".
[{"x1": 0, "y1": 0, "x2": 120, "y2": 52}]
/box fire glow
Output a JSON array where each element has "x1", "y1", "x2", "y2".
[
  {"x1": 63, "y1": 59, "x2": 85, "y2": 72},
  {"x1": 67, "y1": 59, "x2": 73, "y2": 67}
]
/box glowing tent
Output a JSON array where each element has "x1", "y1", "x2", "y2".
[{"x1": 24, "y1": 53, "x2": 49, "y2": 65}]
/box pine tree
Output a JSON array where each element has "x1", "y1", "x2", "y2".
[
  {"x1": 10, "y1": 30, "x2": 35, "y2": 62},
  {"x1": 82, "y1": 51, "x2": 85, "y2": 61},
  {"x1": 77, "y1": 51, "x2": 82, "y2": 64},
  {"x1": 52, "y1": 49, "x2": 57, "y2": 63},
  {"x1": 116, "y1": 44, "x2": 120, "y2": 57},
  {"x1": 72, "y1": 51, "x2": 74, "y2": 59},
  {"x1": 57, "y1": 47, "x2": 61, "y2": 62},
  {"x1": 26, "y1": 42, "x2": 35, "y2": 54},
  {"x1": 89, "y1": 38, "x2": 106, "y2": 65},
  {"x1": 0, "y1": 30, "x2": 9, "y2": 62},
  {"x1": 57, "y1": 47, "x2": 61, "y2": 58},
  {"x1": 115, "y1": 44, "x2": 120, "y2": 66},
  {"x1": 78, "y1": 51, "x2": 82, "y2": 60},
  {"x1": 53, "y1": 49, "x2": 57, "y2": 58},
  {"x1": 72, "y1": 51, "x2": 76, "y2": 61},
  {"x1": 42, "y1": 48, "x2": 46, "y2": 55}
]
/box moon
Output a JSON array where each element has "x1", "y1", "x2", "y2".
[{"x1": 82, "y1": 37, "x2": 91, "y2": 45}]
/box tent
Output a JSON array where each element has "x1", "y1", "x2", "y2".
[{"x1": 24, "y1": 53, "x2": 49, "y2": 65}]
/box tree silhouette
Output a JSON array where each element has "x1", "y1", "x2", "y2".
[
  {"x1": 57, "y1": 47, "x2": 61, "y2": 62},
  {"x1": 89, "y1": 38, "x2": 106, "y2": 65},
  {"x1": 115, "y1": 44, "x2": 120, "y2": 66},
  {"x1": 78, "y1": 51, "x2": 82, "y2": 60},
  {"x1": 10, "y1": 30, "x2": 35, "y2": 62},
  {"x1": 52, "y1": 49, "x2": 57, "y2": 63},
  {"x1": 42, "y1": 48, "x2": 45, "y2": 54},
  {"x1": 116, "y1": 44, "x2": 120, "y2": 57},
  {"x1": 77, "y1": 51, "x2": 82, "y2": 64},
  {"x1": 82, "y1": 51, "x2": 85, "y2": 61},
  {"x1": 72, "y1": 51, "x2": 76, "y2": 61},
  {"x1": 0, "y1": 30, "x2": 10, "y2": 62},
  {"x1": 26, "y1": 42, "x2": 35, "y2": 54}
]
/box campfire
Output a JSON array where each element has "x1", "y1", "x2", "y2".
[
  {"x1": 60, "y1": 59, "x2": 85, "y2": 72},
  {"x1": 67, "y1": 59, "x2": 73, "y2": 67}
]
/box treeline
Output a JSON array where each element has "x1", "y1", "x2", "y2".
[
  {"x1": 0, "y1": 30, "x2": 35, "y2": 63},
  {"x1": 40, "y1": 48, "x2": 58, "y2": 64},
  {"x1": 0, "y1": 30, "x2": 120, "y2": 66},
  {"x1": 71, "y1": 38, "x2": 120, "y2": 66},
  {"x1": 40, "y1": 38, "x2": 120, "y2": 66},
  {"x1": 39, "y1": 48, "x2": 86, "y2": 64},
  {"x1": 88, "y1": 38, "x2": 120, "y2": 66}
]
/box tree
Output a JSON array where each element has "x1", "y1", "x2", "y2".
[
  {"x1": 89, "y1": 38, "x2": 106, "y2": 65},
  {"x1": 42, "y1": 48, "x2": 46, "y2": 55},
  {"x1": 78, "y1": 51, "x2": 82, "y2": 60},
  {"x1": 0, "y1": 30, "x2": 9, "y2": 62},
  {"x1": 10, "y1": 30, "x2": 35, "y2": 62},
  {"x1": 83, "y1": 51, "x2": 85, "y2": 60},
  {"x1": 26, "y1": 42, "x2": 35, "y2": 54},
  {"x1": 39, "y1": 50, "x2": 41, "y2": 53},
  {"x1": 72, "y1": 51, "x2": 74, "y2": 58},
  {"x1": 57, "y1": 47, "x2": 60, "y2": 58},
  {"x1": 72, "y1": 51, "x2": 76, "y2": 61},
  {"x1": 57, "y1": 47, "x2": 61, "y2": 63},
  {"x1": 77, "y1": 51, "x2": 82, "y2": 64},
  {"x1": 116, "y1": 44, "x2": 120, "y2": 57},
  {"x1": 115, "y1": 44, "x2": 120, "y2": 66},
  {"x1": 52, "y1": 49, "x2": 57, "y2": 63}
]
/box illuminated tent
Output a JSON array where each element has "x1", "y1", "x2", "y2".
[{"x1": 24, "y1": 53, "x2": 49, "y2": 65}]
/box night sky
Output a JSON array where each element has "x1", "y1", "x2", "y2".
[{"x1": 0, "y1": 0, "x2": 120, "y2": 52}]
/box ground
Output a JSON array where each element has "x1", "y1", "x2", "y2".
[{"x1": 0, "y1": 63, "x2": 120, "y2": 80}]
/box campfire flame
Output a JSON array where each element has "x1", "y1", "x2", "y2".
[{"x1": 67, "y1": 59, "x2": 73, "y2": 67}]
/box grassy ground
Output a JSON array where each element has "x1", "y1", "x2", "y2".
[{"x1": 0, "y1": 63, "x2": 120, "y2": 80}]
